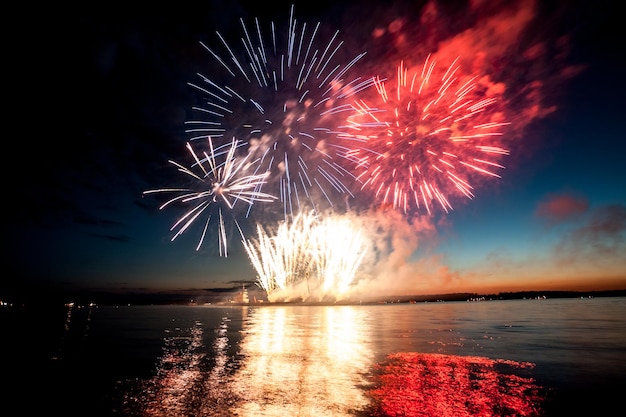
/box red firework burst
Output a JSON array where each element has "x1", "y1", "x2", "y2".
[{"x1": 342, "y1": 55, "x2": 510, "y2": 215}]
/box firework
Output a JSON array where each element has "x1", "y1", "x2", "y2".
[
  {"x1": 242, "y1": 211, "x2": 368, "y2": 302},
  {"x1": 341, "y1": 55, "x2": 510, "y2": 215},
  {"x1": 143, "y1": 138, "x2": 276, "y2": 257},
  {"x1": 186, "y1": 5, "x2": 373, "y2": 220}
]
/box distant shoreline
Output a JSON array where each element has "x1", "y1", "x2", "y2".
[
  {"x1": 209, "y1": 289, "x2": 626, "y2": 307},
  {"x1": 4, "y1": 288, "x2": 624, "y2": 308}
]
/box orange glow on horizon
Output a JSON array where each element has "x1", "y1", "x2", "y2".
[{"x1": 452, "y1": 273, "x2": 626, "y2": 296}]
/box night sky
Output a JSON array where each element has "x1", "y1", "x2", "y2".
[{"x1": 5, "y1": 0, "x2": 625, "y2": 304}]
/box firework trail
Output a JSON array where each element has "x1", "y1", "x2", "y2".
[
  {"x1": 242, "y1": 211, "x2": 368, "y2": 302},
  {"x1": 186, "y1": 4, "x2": 374, "y2": 220},
  {"x1": 340, "y1": 55, "x2": 510, "y2": 215},
  {"x1": 143, "y1": 138, "x2": 276, "y2": 257}
]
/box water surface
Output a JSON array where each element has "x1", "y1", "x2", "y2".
[{"x1": 3, "y1": 297, "x2": 625, "y2": 416}]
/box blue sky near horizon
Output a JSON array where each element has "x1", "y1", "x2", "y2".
[{"x1": 5, "y1": 0, "x2": 625, "y2": 301}]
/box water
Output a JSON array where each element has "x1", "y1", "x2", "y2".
[{"x1": 2, "y1": 297, "x2": 625, "y2": 416}]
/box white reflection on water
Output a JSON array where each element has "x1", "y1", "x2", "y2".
[
  {"x1": 138, "y1": 319, "x2": 205, "y2": 415},
  {"x1": 119, "y1": 313, "x2": 240, "y2": 416},
  {"x1": 231, "y1": 305, "x2": 375, "y2": 416}
]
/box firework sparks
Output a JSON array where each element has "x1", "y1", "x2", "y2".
[
  {"x1": 187, "y1": 5, "x2": 374, "y2": 220},
  {"x1": 341, "y1": 55, "x2": 510, "y2": 215},
  {"x1": 143, "y1": 138, "x2": 276, "y2": 257},
  {"x1": 242, "y1": 211, "x2": 368, "y2": 302}
]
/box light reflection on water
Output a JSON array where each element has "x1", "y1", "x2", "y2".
[
  {"x1": 117, "y1": 310, "x2": 243, "y2": 415},
  {"x1": 231, "y1": 306, "x2": 375, "y2": 416},
  {"x1": 14, "y1": 297, "x2": 624, "y2": 415}
]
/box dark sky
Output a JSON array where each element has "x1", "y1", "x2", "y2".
[{"x1": 5, "y1": 0, "x2": 625, "y2": 304}]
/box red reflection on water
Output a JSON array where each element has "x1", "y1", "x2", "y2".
[{"x1": 367, "y1": 352, "x2": 545, "y2": 417}]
